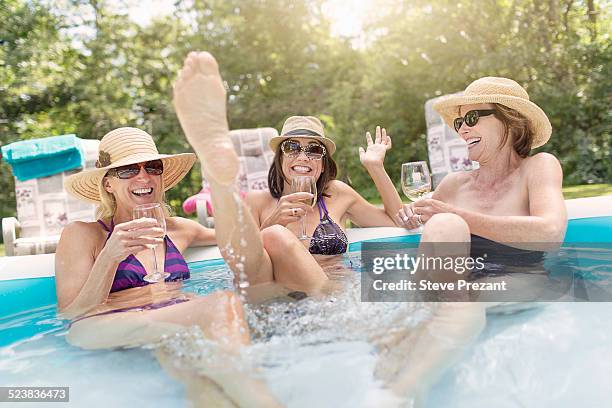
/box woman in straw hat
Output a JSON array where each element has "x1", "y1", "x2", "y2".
[
  {"x1": 369, "y1": 77, "x2": 568, "y2": 403},
  {"x1": 55, "y1": 127, "x2": 282, "y2": 407},
  {"x1": 174, "y1": 52, "x2": 401, "y2": 296},
  {"x1": 397, "y1": 76, "x2": 567, "y2": 239}
]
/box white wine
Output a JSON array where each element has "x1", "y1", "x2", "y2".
[
  {"x1": 402, "y1": 184, "x2": 431, "y2": 201},
  {"x1": 299, "y1": 196, "x2": 316, "y2": 207}
]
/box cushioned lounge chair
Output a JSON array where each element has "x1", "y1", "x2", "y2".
[
  {"x1": 2, "y1": 137, "x2": 99, "y2": 256},
  {"x1": 182, "y1": 127, "x2": 277, "y2": 227}
]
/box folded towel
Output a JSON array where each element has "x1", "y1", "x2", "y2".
[{"x1": 1, "y1": 134, "x2": 85, "y2": 181}]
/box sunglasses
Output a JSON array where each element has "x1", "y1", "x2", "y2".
[
  {"x1": 453, "y1": 109, "x2": 496, "y2": 132},
  {"x1": 106, "y1": 160, "x2": 164, "y2": 179},
  {"x1": 281, "y1": 140, "x2": 326, "y2": 160}
]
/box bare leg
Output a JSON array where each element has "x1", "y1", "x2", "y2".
[
  {"x1": 374, "y1": 214, "x2": 486, "y2": 406},
  {"x1": 173, "y1": 51, "x2": 327, "y2": 293},
  {"x1": 68, "y1": 291, "x2": 282, "y2": 407}
]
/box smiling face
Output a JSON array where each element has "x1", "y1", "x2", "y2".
[
  {"x1": 280, "y1": 138, "x2": 325, "y2": 186},
  {"x1": 103, "y1": 162, "x2": 164, "y2": 217},
  {"x1": 457, "y1": 103, "x2": 507, "y2": 163}
]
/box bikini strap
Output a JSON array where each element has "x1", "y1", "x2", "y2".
[
  {"x1": 97, "y1": 219, "x2": 111, "y2": 232},
  {"x1": 97, "y1": 219, "x2": 115, "y2": 241},
  {"x1": 317, "y1": 197, "x2": 328, "y2": 220}
]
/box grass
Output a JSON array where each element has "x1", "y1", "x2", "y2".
[
  {"x1": 367, "y1": 183, "x2": 612, "y2": 205},
  {"x1": 561, "y1": 184, "x2": 612, "y2": 199},
  {"x1": 0, "y1": 184, "x2": 609, "y2": 258}
]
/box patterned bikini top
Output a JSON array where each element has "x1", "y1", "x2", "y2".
[
  {"x1": 308, "y1": 198, "x2": 348, "y2": 256},
  {"x1": 97, "y1": 219, "x2": 190, "y2": 293}
]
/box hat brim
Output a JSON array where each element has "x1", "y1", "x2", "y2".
[
  {"x1": 64, "y1": 153, "x2": 197, "y2": 203},
  {"x1": 269, "y1": 135, "x2": 336, "y2": 156},
  {"x1": 433, "y1": 94, "x2": 552, "y2": 149}
]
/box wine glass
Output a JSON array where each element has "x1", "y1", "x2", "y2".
[
  {"x1": 291, "y1": 176, "x2": 317, "y2": 240},
  {"x1": 132, "y1": 203, "x2": 169, "y2": 283},
  {"x1": 401, "y1": 161, "x2": 432, "y2": 202}
]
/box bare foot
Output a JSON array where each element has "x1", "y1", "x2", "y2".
[{"x1": 173, "y1": 51, "x2": 239, "y2": 185}]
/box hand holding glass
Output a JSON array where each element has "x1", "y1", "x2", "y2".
[
  {"x1": 132, "y1": 203, "x2": 169, "y2": 283},
  {"x1": 401, "y1": 161, "x2": 431, "y2": 202},
  {"x1": 291, "y1": 176, "x2": 317, "y2": 240}
]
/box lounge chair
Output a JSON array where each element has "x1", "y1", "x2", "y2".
[
  {"x1": 2, "y1": 136, "x2": 99, "y2": 256},
  {"x1": 182, "y1": 127, "x2": 277, "y2": 227}
]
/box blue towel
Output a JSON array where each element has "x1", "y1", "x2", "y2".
[{"x1": 1, "y1": 134, "x2": 85, "y2": 181}]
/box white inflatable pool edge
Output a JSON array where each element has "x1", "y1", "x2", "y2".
[{"x1": 1, "y1": 196, "x2": 610, "y2": 282}]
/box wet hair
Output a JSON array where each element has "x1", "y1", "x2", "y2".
[
  {"x1": 96, "y1": 176, "x2": 172, "y2": 220},
  {"x1": 268, "y1": 141, "x2": 338, "y2": 199},
  {"x1": 493, "y1": 103, "x2": 534, "y2": 157}
]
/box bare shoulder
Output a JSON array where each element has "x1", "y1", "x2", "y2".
[
  {"x1": 524, "y1": 152, "x2": 562, "y2": 170},
  {"x1": 56, "y1": 221, "x2": 103, "y2": 259},
  {"x1": 433, "y1": 171, "x2": 465, "y2": 199},
  {"x1": 246, "y1": 189, "x2": 271, "y2": 201},
  {"x1": 522, "y1": 153, "x2": 563, "y2": 179},
  {"x1": 325, "y1": 179, "x2": 354, "y2": 196},
  {"x1": 246, "y1": 190, "x2": 274, "y2": 206},
  {"x1": 60, "y1": 220, "x2": 101, "y2": 241}
]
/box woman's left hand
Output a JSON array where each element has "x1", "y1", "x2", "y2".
[{"x1": 359, "y1": 126, "x2": 392, "y2": 168}]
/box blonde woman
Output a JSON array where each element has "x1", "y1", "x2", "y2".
[{"x1": 56, "y1": 127, "x2": 281, "y2": 407}]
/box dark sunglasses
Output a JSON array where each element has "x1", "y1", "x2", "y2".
[
  {"x1": 106, "y1": 160, "x2": 164, "y2": 179},
  {"x1": 453, "y1": 109, "x2": 496, "y2": 132},
  {"x1": 281, "y1": 140, "x2": 326, "y2": 160}
]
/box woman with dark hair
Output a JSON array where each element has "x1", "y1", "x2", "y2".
[{"x1": 173, "y1": 53, "x2": 400, "y2": 295}]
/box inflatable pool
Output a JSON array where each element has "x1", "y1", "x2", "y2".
[{"x1": 1, "y1": 195, "x2": 611, "y2": 407}]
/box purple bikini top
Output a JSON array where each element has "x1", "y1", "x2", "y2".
[
  {"x1": 308, "y1": 198, "x2": 348, "y2": 256},
  {"x1": 97, "y1": 219, "x2": 190, "y2": 293}
]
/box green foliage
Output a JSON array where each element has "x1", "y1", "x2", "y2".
[{"x1": 1, "y1": 0, "x2": 610, "y2": 228}]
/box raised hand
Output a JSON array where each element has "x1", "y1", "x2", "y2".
[{"x1": 359, "y1": 126, "x2": 392, "y2": 168}]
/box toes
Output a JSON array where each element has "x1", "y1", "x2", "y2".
[
  {"x1": 173, "y1": 65, "x2": 193, "y2": 93},
  {"x1": 185, "y1": 53, "x2": 199, "y2": 70},
  {"x1": 195, "y1": 51, "x2": 221, "y2": 76},
  {"x1": 181, "y1": 64, "x2": 194, "y2": 80}
]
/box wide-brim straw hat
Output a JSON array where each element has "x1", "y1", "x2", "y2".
[
  {"x1": 269, "y1": 116, "x2": 336, "y2": 155},
  {"x1": 65, "y1": 127, "x2": 196, "y2": 203},
  {"x1": 433, "y1": 77, "x2": 552, "y2": 149}
]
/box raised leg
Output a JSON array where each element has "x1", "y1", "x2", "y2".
[{"x1": 173, "y1": 52, "x2": 329, "y2": 295}]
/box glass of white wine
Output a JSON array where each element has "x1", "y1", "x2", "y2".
[
  {"x1": 132, "y1": 203, "x2": 169, "y2": 283},
  {"x1": 291, "y1": 176, "x2": 317, "y2": 240},
  {"x1": 401, "y1": 161, "x2": 432, "y2": 202}
]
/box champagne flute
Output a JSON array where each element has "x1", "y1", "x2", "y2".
[
  {"x1": 401, "y1": 161, "x2": 432, "y2": 202},
  {"x1": 291, "y1": 176, "x2": 317, "y2": 240},
  {"x1": 132, "y1": 203, "x2": 170, "y2": 283}
]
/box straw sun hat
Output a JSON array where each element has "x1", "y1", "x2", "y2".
[
  {"x1": 269, "y1": 116, "x2": 337, "y2": 155},
  {"x1": 433, "y1": 77, "x2": 552, "y2": 149},
  {"x1": 65, "y1": 127, "x2": 196, "y2": 203}
]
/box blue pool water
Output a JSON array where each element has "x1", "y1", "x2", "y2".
[{"x1": 0, "y1": 216, "x2": 611, "y2": 407}]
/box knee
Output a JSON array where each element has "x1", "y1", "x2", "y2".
[
  {"x1": 423, "y1": 213, "x2": 470, "y2": 241},
  {"x1": 261, "y1": 224, "x2": 299, "y2": 255}
]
